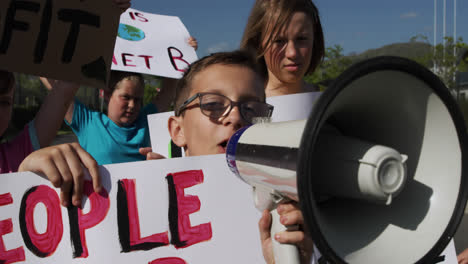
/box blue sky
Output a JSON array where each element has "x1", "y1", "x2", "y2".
[{"x1": 133, "y1": 0, "x2": 468, "y2": 57}]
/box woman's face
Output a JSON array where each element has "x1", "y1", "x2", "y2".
[{"x1": 263, "y1": 11, "x2": 315, "y2": 86}]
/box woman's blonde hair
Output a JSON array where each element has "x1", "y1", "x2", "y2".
[{"x1": 240, "y1": 0, "x2": 325, "y2": 78}]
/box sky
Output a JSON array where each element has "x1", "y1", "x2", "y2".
[{"x1": 133, "y1": 0, "x2": 468, "y2": 58}]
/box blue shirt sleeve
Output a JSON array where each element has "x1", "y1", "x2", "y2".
[
  {"x1": 27, "y1": 120, "x2": 40, "y2": 150},
  {"x1": 65, "y1": 99, "x2": 92, "y2": 134}
]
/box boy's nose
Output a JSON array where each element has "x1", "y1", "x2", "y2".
[{"x1": 222, "y1": 105, "x2": 246, "y2": 130}]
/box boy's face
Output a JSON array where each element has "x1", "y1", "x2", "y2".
[
  {"x1": 169, "y1": 64, "x2": 265, "y2": 156},
  {"x1": 0, "y1": 84, "x2": 14, "y2": 137},
  {"x1": 107, "y1": 79, "x2": 143, "y2": 127}
]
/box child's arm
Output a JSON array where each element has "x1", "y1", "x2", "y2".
[
  {"x1": 18, "y1": 143, "x2": 101, "y2": 208},
  {"x1": 151, "y1": 37, "x2": 198, "y2": 112},
  {"x1": 36, "y1": 78, "x2": 78, "y2": 147},
  {"x1": 259, "y1": 203, "x2": 314, "y2": 264}
]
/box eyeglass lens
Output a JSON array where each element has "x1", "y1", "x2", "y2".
[{"x1": 199, "y1": 94, "x2": 270, "y2": 123}]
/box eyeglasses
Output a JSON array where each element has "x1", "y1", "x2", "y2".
[{"x1": 175, "y1": 92, "x2": 274, "y2": 124}]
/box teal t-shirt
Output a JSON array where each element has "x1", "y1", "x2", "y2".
[{"x1": 66, "y1": 100, "x2": 158, "y2": 165}]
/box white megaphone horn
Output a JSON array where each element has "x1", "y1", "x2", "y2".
[{"x1": 226, "y1": 56, "x2": 468, "y2": 264}]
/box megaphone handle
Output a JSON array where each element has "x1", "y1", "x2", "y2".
[{"x1": 271, "y1": 208, "x2": 301, "y2": 264}]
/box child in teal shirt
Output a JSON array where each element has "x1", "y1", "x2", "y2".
[{"x1": 65, "y1": 71, "x2": 158, "y2": 165}]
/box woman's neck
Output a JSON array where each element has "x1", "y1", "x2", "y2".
[{"x1": 265, "y1": 78, "x2": 317, "y2": 97}]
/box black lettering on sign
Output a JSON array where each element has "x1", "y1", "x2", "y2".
[
  {"x1": 0, "y1": 0, "x2": 40, "y2": 54},
  {"x1": 57, "y1": 9, "x2": 100, "y2": 63},
  {"x1": 34, "y1": 0, "x2": 52, "y2": 63}
]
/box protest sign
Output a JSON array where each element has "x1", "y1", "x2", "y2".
[
  {"x1": 112, "y1": 8, "x2": 198, "y2": 79},
  {"x1": 0, "y1": 0, "x2": 120, "y2": 88},
  {"x1": 148, "y1": 92, "x2": 322, "y2": 158},
  {"x1": 0, "y1": 155, "x2": 264, "y2": 263}
]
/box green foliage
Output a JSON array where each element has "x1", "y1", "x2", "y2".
[
  {"x1": 143, "y1": 75, "x2": 161, "y2": 105},
  {"x1": 14, "y1": 74, "x2": 46, "y2": 106},
  {"x1": 411, "y1": 36, "x2": 468, "y2": 89},
  {"x1": 305, "y1": 44, "x2": 353, "y2": 90}
]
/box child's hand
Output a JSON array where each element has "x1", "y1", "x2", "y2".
[
  {"x1": 139, "y1": 147, "x2": 166, "y2": 160},
  {"x1": 113, "y1": 0, "x2": 131, "y2": 13},
  {"x1": 188, "y1": 36, "x2": 198, "y2": 51},
  {"x1": 18, "y1": 143, "x2": 101, "y2": 208},
  {"x1": 259, "y1": 210, "x2": 275, "y2": 264},
  {"x1": 259, "y1": 203, "x2": 313, "y2": 264},
  {"x1": 458, "y1": 248, "x2": 468, "y2": 264}
]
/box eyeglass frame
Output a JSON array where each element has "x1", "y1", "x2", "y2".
[{"x1": 175, "y1": 92, "x2": 274, "y2": 124}]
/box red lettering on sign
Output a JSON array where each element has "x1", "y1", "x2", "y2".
[
  {"x1": 135, "y1": 12, "x2": 149, "y2": 22},
  {"x1": 166, "y1": 170, "x2": 212, "y2": 249},
  {"x1": 113, "y1": 53, "x2": 153, "y2": 69},
  {"x1": 19, "y1": 186, "x2": 63, "y2": 257},
  {"x1": 128, "y1": 12, "x2": 149, "y2": 22},
  {"x1": 0, "y1": 193, "x2": 25, "y2": 264},
  {"x1": 122, "y1": 53, "x2": 136, "y2": 67},
  {"x1": 149, "y1": 257, "x2": 187, "y2": 264},
  {"x1": 138, "y1": 55, "x2": 153, "y2": 69},
  {"x1": 167, "y1": 47, "x2": 190, "y2": 72},
  {"x1": 68, "y1": 181, "x2": 109, "y2": 258},
  {"x1": 117, "y1": 179, "x2": 169, "y2": 252}
]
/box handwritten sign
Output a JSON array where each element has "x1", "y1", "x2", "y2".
[
  {"x1": 0, "y1": 155, "x2": 264, "y2": 263},
  {"x1": 0, "y1": 0, "x2": 120, "y2": 88},
  {"x1": 112, "y1": 8, "x2": 198, "y2": 79}
]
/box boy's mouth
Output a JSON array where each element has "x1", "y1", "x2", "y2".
[{"x1": 218, "y1": 140, "x2": 228, "y2": 153}]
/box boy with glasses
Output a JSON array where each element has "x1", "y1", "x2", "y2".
[
  {"x1": 163, "y1": 50, "x2": 310, "y2": 264},
  {"x1": 168, "y1": 50, "x2": 273, "y2": 156}
]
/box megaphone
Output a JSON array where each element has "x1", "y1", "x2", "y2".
[{"x1": 226, "y1": 56, "x2": 468, "y2": 264}]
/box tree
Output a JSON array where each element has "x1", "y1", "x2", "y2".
[
  {"x1": 14, "y1": 74, "x2": 45, "y2": 106},
  {"x1": 411, "y1": 36, "x2": 468, "y2": 91},
  {"x1": 143, "y1": 75, "x2": 161, "y2": 106},
  {"x1": 304, "y1": 44, "x2": 353, "y2": 90}
]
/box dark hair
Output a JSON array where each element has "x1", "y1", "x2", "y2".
[
  {"x1": 108, "y1": 70, "x2": 145, "y2": 94},
  {"x1": 240, "y1": 0, "x2": 325, "y2": 78},
  {"x1": 174, "y1": 50, "x2": 266, "y2": 111},
  {"x1": 0, "y1": 70, "x2": 15, "y2": 95}
]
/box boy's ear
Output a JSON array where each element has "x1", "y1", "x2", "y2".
[{"x1": 168, "y1": 116, "x2": 187, "y2": 148}]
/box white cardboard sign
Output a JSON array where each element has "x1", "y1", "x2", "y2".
[
  {"x1": 0, "y1": 155, "x2": 264, "y2": 263},
  {"x1": 112, "y1": 8, "x2": 198, "y2": 79},
  {"x1": 0, "y1": 0, "x2": 120, "y2": 88}
]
